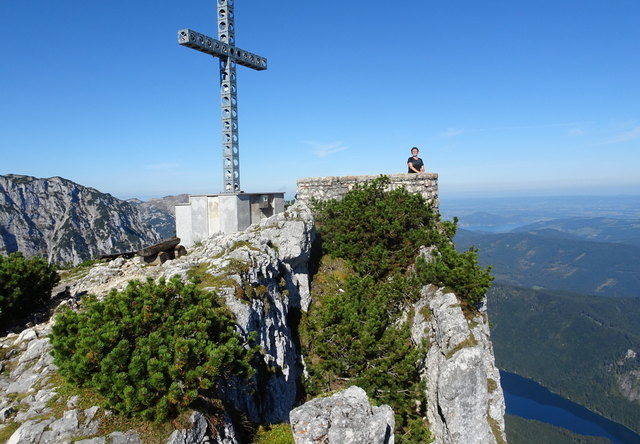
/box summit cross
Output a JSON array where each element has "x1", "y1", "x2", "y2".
[{"x1": 178, "y1": 0, "x2": 267, "y2": 192}]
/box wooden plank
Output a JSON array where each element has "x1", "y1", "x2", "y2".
[
  {"x1": 137, "y1": 237, "x2": 181, "y2": 258},
  {"x1": 96, "y1": 251, "x2": 137, "y2": 260}
]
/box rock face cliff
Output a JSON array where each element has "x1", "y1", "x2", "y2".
[
  {"x1": 0, "y1": 202, "x2": 506, "y2": 443},
  {"x1": 411, "y1": 285, "x2": 506, "y2": 444},
  {"x1": 0, "y1": 174, "x2": 161, "y2": 265}
]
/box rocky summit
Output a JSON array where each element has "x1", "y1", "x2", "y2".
[
  {"x1": 0, "y1": 202, "x2": 506, "y2": 443},
  {"x1": 0, "y1": 174, "x2": 161, "y2": 265}
]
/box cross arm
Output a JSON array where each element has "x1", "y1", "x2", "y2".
[{"x1": 177, "y1": 29, "x2": 267, "y2": 71}]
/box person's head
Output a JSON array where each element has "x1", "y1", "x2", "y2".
[{"x1": 411, "y1": 147, "x2": 419, "y2": 156}]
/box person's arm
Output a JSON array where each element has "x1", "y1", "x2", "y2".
[
  {"x1": 420, "y1": 163, "x2": 425, "y2": 172},
  {"x1": 408, "y1": 160, "x2": 420, "y2": 173}
]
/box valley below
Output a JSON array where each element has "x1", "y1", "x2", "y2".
[{"x1": 444, "y1": 195, "x2": 640, "y2": 443}]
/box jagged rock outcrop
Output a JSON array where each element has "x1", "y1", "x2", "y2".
[
  {"x1": 290, "y1": 386, "x2": 395, "y2": 444},
  {"x1": 0, "y1": 174, "x2": 161, "y2": 265},
  {"x1": 0, "y1": 321, "x2": 107, "y2": 444},
  {"x1": 68, "y1": 203, "x2": 315, "y2": 425},
  {"x1": 410, "y1": 284, "x2": 507, "y2": 444},
  {"x1": 0, "y1": 202, "x2": 315, "y2": 443},
  {"x1": 615, "y1": 349, "x2": 640, "y2": 402},
  {"x1": 0, "y1": 199, "x2": 507, "y2": 443}
]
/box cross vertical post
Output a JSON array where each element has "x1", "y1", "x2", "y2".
[
  {"x1": 218, "y1": 1, "x2": 239, "y2": 192},
  {"x1": 178, "y1": 0, "x2": 267, "y2": 192}
]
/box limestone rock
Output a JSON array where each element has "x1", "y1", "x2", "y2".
[
  {"x1": 166, "y1": 411, "x2": 210, "y2": 444},
  {"x1": 0, "y1": 201, "x2": 316, "y2": 442},
  {"x1": 290, "y1": 386, "x2": 395, "y2": 444},
  {"x1": 410, "y1": 285, "x2": 507, "y2": 444},
  {"x1": 296, "y1": 173, "x2": 439, "y2": 211},
  {"x1": 214, "y1": 417, "x2": 240, "y2": 444},
  {"x1": 0, "y1": 195, "x2": 508, "y2": 444},
  {"x1": 617, "y1": 369, "x2": 640, "y2": 402}
]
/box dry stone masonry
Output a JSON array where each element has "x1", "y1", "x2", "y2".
[{"x1": 296, "y1": 173, "x2": 439, "y2": 210}]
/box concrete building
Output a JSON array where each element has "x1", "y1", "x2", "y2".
[{"x1": 175, "y1": 192, "x2": 284, "y2": 246}]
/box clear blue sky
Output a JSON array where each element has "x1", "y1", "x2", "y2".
[{"x1": 1, "y1": 0, "x2": 639, "y2": 200}]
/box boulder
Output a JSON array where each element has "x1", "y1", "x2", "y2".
[{"x1": 290, "y1": 386, "x2": 394, "y2": 444}]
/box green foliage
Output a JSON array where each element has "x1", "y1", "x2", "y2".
[
  {"x1": 415, "y1": 239, "x2": 494, "y2": 310},
  {"x1": 489, "y1": 284, "x2": 640, "y2": 434},
  {"x1": 312, "y1": 176, "x2": 493, "y2": 308},
  {"x1": 312, "y1": 176, "x2": 439, "y2": 279},
  {"x1": 0, "y1": 252, "x2": 59, "y2": 323},
  {"x1": 50, "y1": 277, "x2": 257, "y2": 422},
  {"x1": 251, "y1": 423, "x2": 294, "y2": 444},
  {"x1": 303, "y1": 257, "x2": 431, "y2": 442},
  {"x1": 505, "y1": 414, "x2": 612, "y2": 444}
]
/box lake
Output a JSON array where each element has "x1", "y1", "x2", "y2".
[{"x1": 500, "y1": 371, "x2": 640, "y2": 444}]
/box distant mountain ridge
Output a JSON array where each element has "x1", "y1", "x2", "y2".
[
  {"x1": 455, "y1": 228, "x2": 640, "y2": 297},
  {"x1": 127, "y1": 194, "x2": 188, "y2": 239},
  {"x1": 513, "y1": 217, "x2": 640, "y2": 247},
  {"x1": 0, "y1": 174, "x2": 162, "y2": 265}
]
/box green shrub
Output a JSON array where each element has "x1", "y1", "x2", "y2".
[
  {"x1": 50, "y1": 277, "x2": 257, "y2": 422},
  {"x1": 0, "y1": 252, "x2": 59, "y2": 323},
  {"x1": 312, "y1": 176, "x2": 439, "y2": 279},
  {"x1": 251, "y1": 423, "x2": 294, "y2": 444},
  {"x1": 303, "y1": 270, "x2": 428, "y2": 437},
  {"x1": 415, "y1": 239, "x2": 494, "y2": 310},
  {"x1": 312, "y1": 176, "x2": 493, "y2": 308}
]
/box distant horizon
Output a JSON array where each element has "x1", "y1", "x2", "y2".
[{"x1": 4, "y1": 170, "x2": 640, "y2": 203}]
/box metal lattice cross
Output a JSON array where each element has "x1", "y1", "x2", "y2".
[{"x1": 178, "y1": 0, "x2": 267, "y2": 192}]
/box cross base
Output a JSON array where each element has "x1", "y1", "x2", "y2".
[{"x1": 175, "y1": 192, "x2": 285, "y2": 246}]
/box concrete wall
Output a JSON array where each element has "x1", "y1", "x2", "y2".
[
  {"x1": 176, "y1": 192, "x2": 285, "y2": 246},
  {"x1": 190, "y1": 196, "x2": 210, "y2": 243},
  {"x1": 296, "y1": 173, "x2": 439, "y2": 210},
  {"x1": 175, "y1": 204, "x2": 193, "y2": 247}
]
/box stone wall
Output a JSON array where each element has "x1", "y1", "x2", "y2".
[{"x1": 296, "y1": 173, "x2": 439, "y2": 210}]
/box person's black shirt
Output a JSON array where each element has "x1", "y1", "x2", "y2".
[{"x1": 407, "y1": 156, "x2": 424, "y2": 173}]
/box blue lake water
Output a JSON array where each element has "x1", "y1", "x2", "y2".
[{"x1": 500, "y1": 371, "x2": 640, "y2": 444}]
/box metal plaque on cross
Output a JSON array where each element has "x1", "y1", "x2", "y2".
[{"x1": 178, "y1": 0, "x2": 267, "y2": 193}]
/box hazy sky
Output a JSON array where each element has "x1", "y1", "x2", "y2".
[{"x1": 1, "y1": 0, "x2": 639, "y2": 200}]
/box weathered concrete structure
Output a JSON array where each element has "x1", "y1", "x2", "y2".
[
  {"x1": 175, "y1": 192, "x2": 284, "y2": 246},
  {"x1": 296, "y1": 173, "x2": 439, "y2": 210}
]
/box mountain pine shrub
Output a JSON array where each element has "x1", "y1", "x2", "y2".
[
  {"x1": 313, "y1": 176, "x2": 440, "y2": 279},
  {"x1": 312, "y1": 176, "x2": 493, "y2": 308},
  {"x1": 0, "y1": 252, "x2": 59, "y2": 323},
  {"x1": 51, "y1": 277, "x2": 257, "y2": 422},
  {"x1": 415, "y1": 238, "x2": 493, "y2": 310},
  {"x1": 302, "y1": 260, "x2": 429, "y2": 442}
]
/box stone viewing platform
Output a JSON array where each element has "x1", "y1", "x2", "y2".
[{"x1": 296, "y1": 173, "x2": 439, "y2": 210}]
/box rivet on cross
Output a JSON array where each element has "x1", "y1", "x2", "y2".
[{"x1": 178, "y1": 0, "x2": 267, "y2": 193}]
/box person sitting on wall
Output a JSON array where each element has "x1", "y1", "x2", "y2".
[{"x1": 407, "y1": 147, "x2": 425, "y2": 173}]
